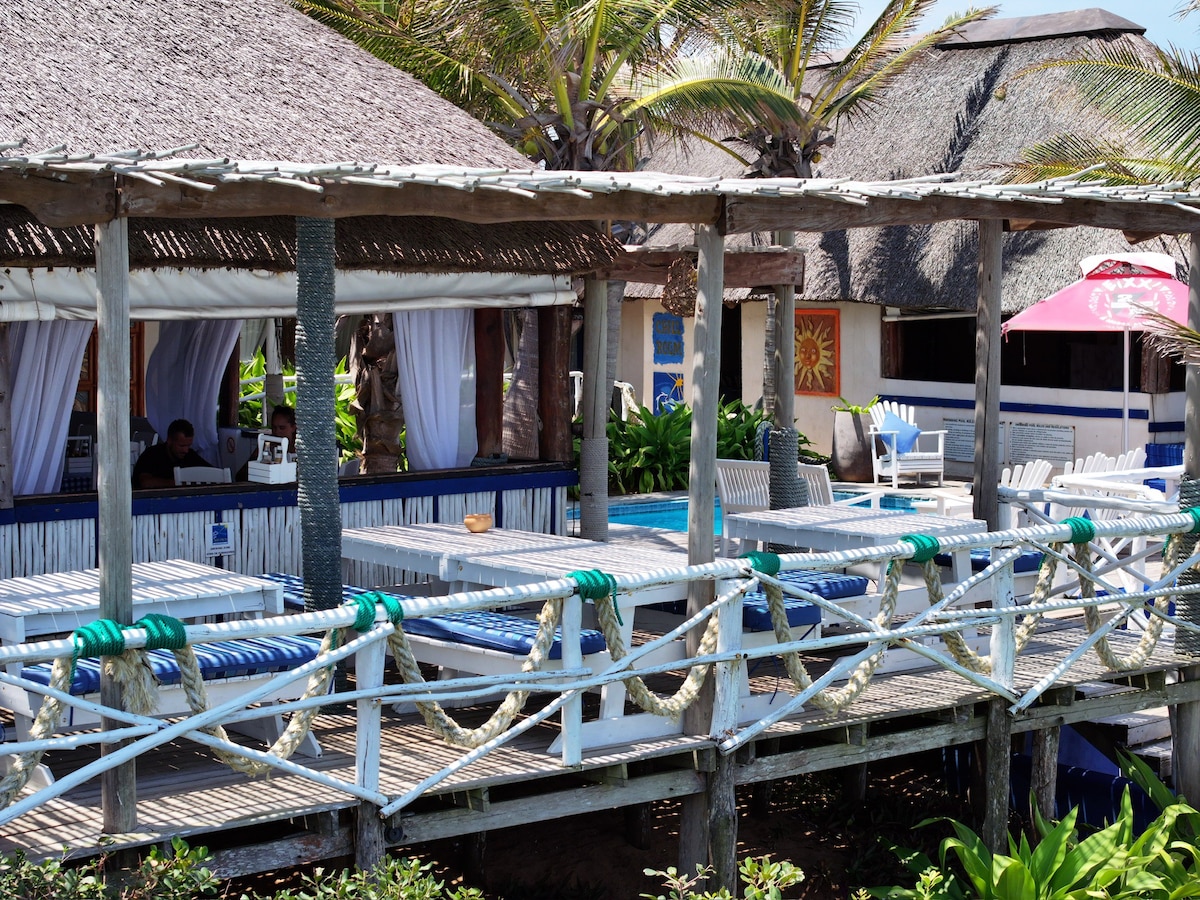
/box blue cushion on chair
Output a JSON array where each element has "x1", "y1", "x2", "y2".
[
  {"x1": 403, "y1": 610, "x2": 606, "y2": 659},
  {"x1": 934, "y1": 548, "x2": 1044, "y2": 573},
  {"x1": 262, "y1": 572, "x2": 372, "y2": 611},
  {"x1": 741, "y1": 569, "x2": 868, "y2": 632},
  {"x1": 878, "y1": 410, "x2": 921, "y2": 454},
  {"x1": 21, "y1": 635, "x2": 325, "y2": 696}
]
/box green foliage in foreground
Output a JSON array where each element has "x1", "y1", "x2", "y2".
[
  {"x1": 0, "y1": 842, "x2": 483, "y2": 900},
  {"x1": 864, "y1": 777, "x2": 1200, "y2": 899},
  {"x1": 602, "y1": 399, "x2": 818, "y2": 495},
  {"x1": 643, "y1": 855, "x2": 805, "y2": 899}
]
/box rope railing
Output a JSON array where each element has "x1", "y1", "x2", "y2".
[{"x1": 1, "y1": 510, "x2": 1200, "y2": 826}]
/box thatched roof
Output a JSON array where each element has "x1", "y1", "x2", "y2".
[
  {"x1": 0, "y1": 207, "x2": 617, "y2": 275},
  {"x1": 635, "y1": 8, "x2": 1187, "y2": 312},
  {"x1": 0, "y1": 0, "x2": 616, "y2": 274}
]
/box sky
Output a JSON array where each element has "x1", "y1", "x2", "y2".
[{"x1": 854, "y1": 0, "x2": 1200, "y2": 52}]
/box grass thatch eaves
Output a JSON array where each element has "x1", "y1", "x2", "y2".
[{"x1": 0, "y1": 0, "x2": 617, "y2": 274}]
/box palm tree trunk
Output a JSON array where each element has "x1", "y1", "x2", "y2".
[{"x1": 295, "y1": 217, "x2": 342, "y2": 612}]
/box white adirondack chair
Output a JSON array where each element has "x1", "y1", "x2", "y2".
[
  {"x1": 716, "y1": 459, "x2": 867, "y2": 554},
  {"x1": 998, "y1": 458, "x2": 1053, "y2": 529},
  {"x1": 867, "y1": 401, "x2": 946, "y2": 488}
]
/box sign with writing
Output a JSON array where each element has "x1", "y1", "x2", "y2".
[
  {"x1": 206, "y1": 522, "x2": 234, "y2": 558},
  {"x1": 943, "y1": 416, "x2": 1005, "y2": 463},
  {"x1": 652, "y1": 312, "x2": 685, "y2": 364},
  {"x1": 1009, "y1": 421, "x2": 1074, "y2": 464}
]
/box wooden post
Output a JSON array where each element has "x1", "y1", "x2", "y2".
[
  {"x1": 474, "y1": 309, "x2": 505, "y2": 460},
  {"x1": 354, "y1": 632, "x2": 387, "y2": 870},
  {"x1": 1174, "y1": 231, "x2": 1200, "y2": 803},
  {"x1": 537, "y1": 305, "x2": 572, "y2": 463},
  {"x1": 772, "y1": 230, "x2": 796, "y2": 430},
  {"x1": 0, "y1": 323, "x2": 12, "y2": 510},
  {"x1": 972, "y1": 219, "x2": 1003, "y2": 530},
  {"x1": 983, "y1": 573, "x2": 1015, "y2": 851},
  {"x1": 579, "y1": 278, "x2": 609, "y2": 541},
  {"x1": 1031, "y1": 724, "x2": 1061, "y2": 822},
  {"x1": 680, "y1": 224, "x2": 735, "y2": 890},
  {"x1": 95, "y1": 215, "x2": 136, "y2": 834}
]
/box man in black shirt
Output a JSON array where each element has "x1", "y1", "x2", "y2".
[{"x1": 133, "y1": 419, "x2": 214, "y2": 489}]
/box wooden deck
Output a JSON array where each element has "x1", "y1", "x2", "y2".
[{"x1": 2, "y1": 621, "x2": 1195, "y2": 877}]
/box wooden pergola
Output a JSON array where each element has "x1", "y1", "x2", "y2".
[{"x1": 4, "y1": 152, "x2": 1200, "y2": 878}]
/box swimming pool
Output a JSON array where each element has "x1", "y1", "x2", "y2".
[{"x1": 576, "y1": 491, "x2": 921, "y2": 533}]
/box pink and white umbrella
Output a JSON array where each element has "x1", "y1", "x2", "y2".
[{"x1": 1001, "y1": 252, "x2": 1189, "y2": 451}]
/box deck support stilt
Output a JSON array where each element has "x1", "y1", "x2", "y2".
[
  {"x1": 1173, "y1": 666, "x2": 1200, "y2": 802},
  {"x1": 1030, "y1": 728, "x2": 1060, "y2": 822},
  {"x1": 624, "y1": 803, "x2": 653, "y2": 850},
  {"x1": 983, "y1": 697, "x2": 1012, "y2": 852}
]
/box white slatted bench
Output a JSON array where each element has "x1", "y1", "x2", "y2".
[
  {"x1": 0, "y1": 562, "x2": 324, "y2": 771},
  {"x1": 261, "y1": 573, "x2": 610, "y2": 708}
]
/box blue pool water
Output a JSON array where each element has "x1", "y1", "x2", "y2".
[{"x1": 582, "y1": 491, "x2": 920, "y2": 534}]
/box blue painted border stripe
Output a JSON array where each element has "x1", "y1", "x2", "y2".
[
  {"x1": 0, "y1": 467, "x2": 578, "y2": 526},
  {"x1": 882, "y1": 395, "x2": 1150, "y2": 421}
]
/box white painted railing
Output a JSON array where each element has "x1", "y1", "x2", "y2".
[{"x1": 2, "y1": 512, "x2": 1200, "y2": 833}]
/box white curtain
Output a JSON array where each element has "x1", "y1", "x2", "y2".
[
  {"x1": 145, "y1": 320, "x2": 242, "y2": 464},
  {"x1": 8, "y1": 320, "x2": 94, "y2": 495},
  {"x1": 393, "y1": 309, "x2": 477, "y2": 470}
]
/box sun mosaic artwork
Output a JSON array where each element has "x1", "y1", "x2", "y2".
[{"x1": 794, "y1": 309, "x2": 839, "y2": 396}]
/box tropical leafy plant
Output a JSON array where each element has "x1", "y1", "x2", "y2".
[
  {"x1": 238, "y1": 350, "x2": 366, "y2": 463},
  {"x1": 867, "y1": 785, "x2": 1200, "y2": 899},
  {"x1": 643, "y1": 855, "x2": 805, "y2": 899},
  {"x1": 715, "y1": 398, "x2": 769, "y2": 459},
  {"x1": 609, "y1": 403, "x2": 694, "y2": 494},
  {"x1": 832, "y1": 395, "x2": 881, "y2": 415}
]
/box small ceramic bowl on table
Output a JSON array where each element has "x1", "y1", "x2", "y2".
[{"x1": 464, "y1": 513, "x2": 493, "y2": 533}]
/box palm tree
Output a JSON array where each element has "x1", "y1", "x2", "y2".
[
  {"x1": 293, "y1": 0, "x2": 808, "y2": 455},
  {"x1": 709, "y1": 0, "x2": 995, "y2": 179},
  {"x1": 701, "y1": 0, "x2": 993, "y2": 431}
]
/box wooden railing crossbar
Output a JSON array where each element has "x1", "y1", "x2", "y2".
[{"x1": 2, "y1": 511, "x2": 1200, "y2": 831}]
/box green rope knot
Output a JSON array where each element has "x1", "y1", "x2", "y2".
[
  {"x1": 346, "y1": 592, "x2": 379, "y2": 631},
  {"x1": 568, "y1": 569, "x2": 617, "y2": 601},
  {"x1": 568, "y1": 569, "x2": 621, "y2": 626},
  {"x1": 899, "y1": 534, "x2": 941, "y2": 564},
  {"x1": 73, "y1": 619, "x2": 126, "y2": 660},
  {"x1": 738, "y1": 550, "x2": 781, "y2": 576},
  {"x1": 376, "y1": 592, "x2": 405, "y2": 626},
  {"x1": 1061, "y1": 516, "x2": 1096, "y2": 545},
  {"x1": 132, "y1": 613, "x2": 187, "y2": 651},
  {"x1": 1183, "y1": 507, "x2": 1200, "y2": 534}
]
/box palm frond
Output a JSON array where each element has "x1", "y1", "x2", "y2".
[
  {"x1": 1140, "y1": 309, "x2": 1200, "y2": 365},
  {"x1": 628, "y1": 53, "x2": 809, "y2": 136},
  {"x1": 1021, "y1": 47, "x2": 1200, "y2": 176}
]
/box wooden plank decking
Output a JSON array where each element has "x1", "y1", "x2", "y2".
[{"x1": 2, "y1": 621, "x2": 1196, "y2": 876}]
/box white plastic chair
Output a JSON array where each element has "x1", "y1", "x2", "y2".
[
  {"x1": 998, "y1": 458, "x2": 1053, "y2": 528},
  {"x1": 867, "y1": 401, "x2": 946, "y2": 488},
  {"x1": 174, "y1": 466, "x2": 232, "y2": 486}
]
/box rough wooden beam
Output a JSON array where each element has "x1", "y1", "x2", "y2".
[
  {"x1": 599, "y1": 245, "x2": 804, "y2": 288},
  {"x1": 116, "y1": 180, "x2": 724, "y2": 227},
  {"x1": 724, "y1": 194, "x2": 1200, "y2": 236}
]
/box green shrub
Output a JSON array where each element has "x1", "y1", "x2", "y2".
[
  {"x1": 643, "y1": 855, "x2": 805, "y2": 899},
  {"x1": 269, "y1": 856, "x2": 484, "y2": 899},
  {"x1": 601, "y1": 399, "x2": 818, "y2": 496},
  {"x1": 238, "y1": 350, "x2": 365, "y2": 464},
  {"x1": 866, "y1": 785, "x2": 1200, "y2": 899},
  {"x1": 0, "y1": 838, "x2": 218, "y2": 900}
]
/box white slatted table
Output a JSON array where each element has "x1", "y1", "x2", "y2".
[
  {"x1": 725, "y1": 505, "x2": 986, "y2": 584},
  {"x1": 0, "y1": 559, "x2": 283, "y2": 645}
]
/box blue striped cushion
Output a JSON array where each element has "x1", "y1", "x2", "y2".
[
  {"x1": 935, "y1": 549, "x2": 1044, "y2": 573},
  {"x1": 741, "y1": 569, "x2": 866, "y2": 633},
  {"x1": 262, "y1": 572, "x2": 372, "y2": 611},
  {"x1": 403, "y1": 610, "x2": 606, "y2": 659},
  {"x1": 21, "y1": 635, "x2": 324, "y2": 696}
]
